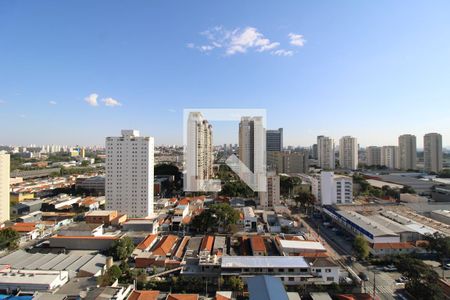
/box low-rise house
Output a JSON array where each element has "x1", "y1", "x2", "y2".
[
  {"x1": 122, "y1": 218, "x2": 159, "y2": 233},
  {"x1": 85, "y1": 210, "x2": 118, "y2": 226},
  {"x1": 128, "y1": 290, "x2": 160, "y2": 300},
  {"x1": 250, "y1": 236, "x2": 267, "y2": 256},
  {"x1": 275, "y1": 237, "x2": 327, "y2": 257},
  {"x1": 166, "y1": 294, "x2": 199, "y2": 300},
  {"x1": 243, "y1": 207, "x2": 257, "y2": 232}
]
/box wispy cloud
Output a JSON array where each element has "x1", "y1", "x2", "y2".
[
  {"x1": 272, "y1": 49, "x2": 294, "y2": 57},
  {"x1": 288, "y1": 33, "x2": 306, "y2": 47},
  {"x1": 102, "y1": 97, "x2": 122, "y2": 107},
  {"x1": 84, "y1": 93, "x2": 99, "y2": 107},
  {"x1": 188, "y1": 26, "x2": 303, "y2": 57},
  {"x1": 49, "y1": 100, "x2": 57, "y2": 105}
]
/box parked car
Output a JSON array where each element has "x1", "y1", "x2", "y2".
[
  {"x1": 383, "y1": 265, "x2": 397, "y2": 272},
  {"x1": 444, "y1": 263, "x2": 450, "y2": 270},
  {"x1": 331, "y1": 227, "x2": 339, "y2": 232}
]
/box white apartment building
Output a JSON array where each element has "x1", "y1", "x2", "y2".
[
  {"x1": 424, "y1": 133, "x2": 443, "y2": 173},
  {"x1": 381, "y1": 146, "x2": 399, "y2": 169},
  {"x1": 105, "y1": 130, "x2": 154, "y2": 218},
  {"x1": 259, "y1": 171, "x2": 280, "y2": 208},
  {"x1": 312, "y1": 171, "x2": 353, "y2": 205},
  {"x1": 185, "y1": 112, "x2": 215, "y2": 191},
  {"x1": 398, "y1": 134, "x2": 417, "y2": 171},
  {"x1": 365, "y1": 146, "x2": 381, "y2": 166},
  {"x1": 317, "y1": 136, "x2": 335, "y2": 170},
  {"x1": 0, "y1": 151, "x2": 10, "y2": 223},
  {"x1": 339, "y1": 136, "x2": 358, "y2": 170}
]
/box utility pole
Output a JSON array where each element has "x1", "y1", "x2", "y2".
[{"x1": 372, "y1": 270, "x2": 376, "y2": 300}]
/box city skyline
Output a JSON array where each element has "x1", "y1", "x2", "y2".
[{"x1": 1, "y1": 1, "x2": 450, "y2": 147}]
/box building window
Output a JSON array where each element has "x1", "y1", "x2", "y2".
[{"x1": 327, "y1": 277, "x2": 334, "y2": 281}]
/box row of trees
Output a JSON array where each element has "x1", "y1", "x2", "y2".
[{"x1": 353, "y1": 174, "x2": 415, "y2": 198}]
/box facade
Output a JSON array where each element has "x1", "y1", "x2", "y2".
[
  {"x1": 424, "y1": 133, "x2": 443, "y2": 173},
  {"x1": 185, "y1": 112, "x2": 214, "y2": 191},
  {"x1": 259, "y1": 171, "x2": 280, "y2": 208},
  {"x1": 398, "y1": 134, "x2": 417, "y2": 171},
  {"x1": 313, "y1": 172, "x2": 353, "y2": 205},
  {"x1": 243, "y1": 207, "x2": 257, "y2": 232},
  {"x1": 380, "y1": 146, "x2": 399, "y2": 169},
  {"x1": 0, "y1": 151, "x2": 10, "y2": 223},
  {"x1": 339, "y1": 136, "x2": 358, "y2": 170},
  {"x1": 365, "y1": 146, "x2": 381, "y2": 167},
  {"x1": 317, "y1": 136, "x2": 335, "y2": 170},
  {"x1": 239, "y1": 116, "x2": 266, "y2": 174},
  {"x1": 266, "y1": 128, "x2": 283, "y2": 152},
  {"x1": 105, "y1": 130, "x2": 154, "y2": 218},
  {"x1": 268, "y1": 150, "x2": 309, "y2": 174}
]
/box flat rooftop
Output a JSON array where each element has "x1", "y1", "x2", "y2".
[
  {"x1": 278, "y1": 239, "x2": 326, "y2": 252},
  {"x1": 221, "y1": 256, "x2": 309, "y2": 268},
  {"x1": 336, "y1": 210, "x2": 398, "y2": 237}
]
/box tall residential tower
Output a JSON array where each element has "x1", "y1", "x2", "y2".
[
  {"x1": 317, "y1": 136, "x2": 335, "y2": 170},
  {"x1": 339, "y1": 136, "x2": 358, "y2": 170},
  {"x1": 424, "y1": 133, "x2": 443, "y2": 173},
  {"x1": 105, "y1": 130, "x2": 154, "y2": 217},
  {"x1": 398, "y1": 134, "x2": 417, "y2": 171}
]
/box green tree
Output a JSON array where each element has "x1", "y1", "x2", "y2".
[
  {"x1": 394, "y1": 256, "x2": 443, "y2": 300},
  {"x1": 191, "y1": 203, "x2": 239, "y2": 233},
  {"x1": 0, "y1": 228, "x2": 20, "y2": 250},
  {"x1": 226, "y1": 276, "x2": 244, "y2": 292},
  {"x1": 353, "y1": 234, "x2": 369, "y2": 260},
  {"x1": 108, "y1": 237, "x2": 135, "y2": 261},
  {"x1": 294, "y1": 191, "x2": 316, "y2": 214},
  {"x1": 280, "y1": 176, "x2": 302, "y2": 197},
  {"x1": 400, "y1": 185, "x2": 416, "y2": 194},
  {"x1": 99, "y1": 265, "x2": 122, "y2": 286},
  {"x1": 424, "y1": 232, "x2": 450, "y2": 261},
  {"x1": 81, "y1": 160, "x2": 90, "y2": 167}
]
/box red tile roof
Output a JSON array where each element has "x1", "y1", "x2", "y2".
[
  {"x1": 372, "y1": 242, "x2": 414, "y2": 250},
  {"x1": 152, "y1": 235, "x2": 178, "y2": 256},
  {"x1": 166, "y1": 294, "x2": 199, "y2": 300},
  {"x1": 250, "y1": 236, "x2": 266, "y2": 253},
  {"x1": 128, "y1": 290, "x2": 160, "y2": 300},
  {"x1": 136, "y1": 234, "x2": 157, "y2": 250},
  {"x1": 200, "y1": 235, "x2": 214, "y2": 252}
]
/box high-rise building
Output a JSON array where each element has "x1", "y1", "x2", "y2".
[
  {"x1": 259, "y1": 171, "x2": 280, "y2": 208},
  {"x1": 317, "y1": 136, "x2": 335, "y2": 170},
  {"x1": 424, "y1": 133, "x2": 443, "y2": 173},
  {"x1": 185, "y1": 112, "x2": 214, "y2": 191},
  {"x1": 381, "y1": 146, "x2": 399, "y2": 169},
  {"x1": 398, "y1": 134, "x2": 417, "y2": 171},
  {"x1": 105, "y1": 130, "x2": 154, "y2": 217},
  {"x1": 339, "y1": 136, "x2": 358, "y2": 170},
  {"x1": 268, "y1": 150, "x2": 309, "y2": 174},
  {"x1": 366, "y1": 146, "x2": 381, "y2": 166},
  {"x1": 266, "y1": 128, "x2": 283, "y2": 152},
  {"x1": 311, "y1": 144, "x2": 318, "y2": 160},
  {"x1": 239, "y1": 117, "x2": 266, "y2": 174},
  {"x1": 0, "y1": 151, "x2": 10, "y2": 223}
]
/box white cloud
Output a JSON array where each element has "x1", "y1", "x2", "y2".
[
  {"x1": 189, "y1": 26, "x2": 298, "y2": 56},
  {"x1": 102, "y1": 97, "x2": 122, "y2": 107},
  {"x1": 272, "y1": 49, "x2": 294, "y2": 57},
  {"x1": 49, "y1": 100, "x2": 57, "y2": 105},
  {"x1": 288, "y1": 33, "x2": 306, "y2": 47},
  {"x1": 84, "y1": 93, "x2": 99, "y2": 107}
]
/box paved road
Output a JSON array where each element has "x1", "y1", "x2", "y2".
[{"x1": 301, "y1": 215, "x2": 401, "y2": 300}]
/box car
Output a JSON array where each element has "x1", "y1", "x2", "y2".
[
  {"x1": 359, "y1": 272, "x2": 369, "y2": 281},
  {"x1": 444, "y1": 263, "x2": 450, "y2": 270},
  {"x1": 331, "y1": 227, "x2": 339, "y2": 232},
  {"x1": 383, "y1": 265, "x2": 397, "y2": 272},
  {"x1": 323, "y1": 222, "x2": 331, "y2": 227}
]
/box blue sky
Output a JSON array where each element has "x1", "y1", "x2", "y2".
[{"x1": 1, "y1": 1, "x2": 450, "y2": 147}]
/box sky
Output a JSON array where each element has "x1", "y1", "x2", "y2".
[{"x1": 1, "y1": 1, "x2": 450, "y2": 148}]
